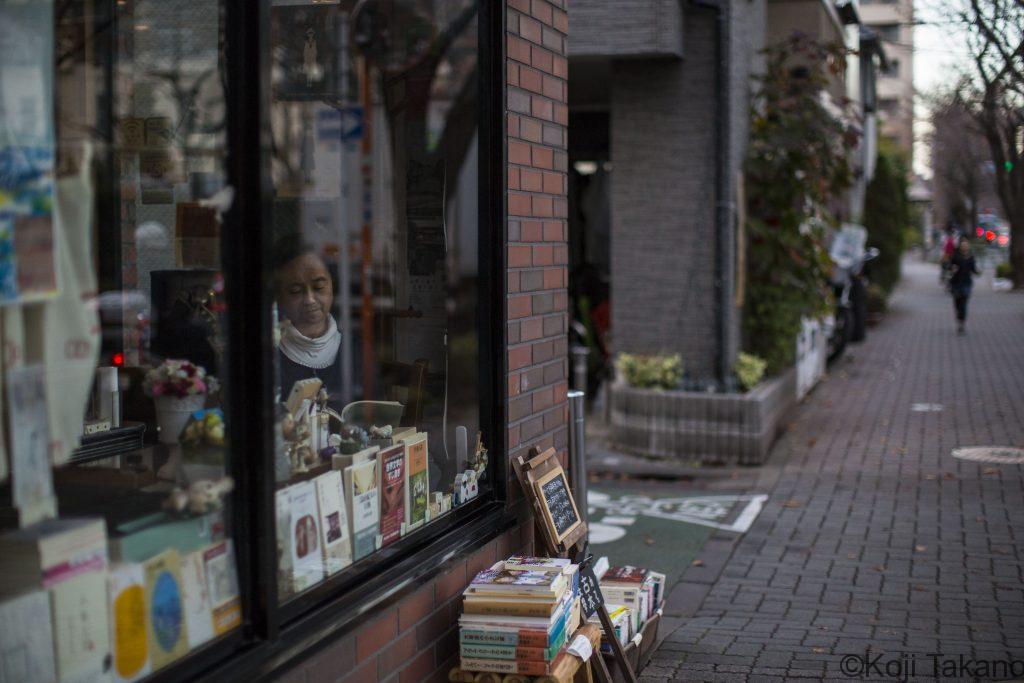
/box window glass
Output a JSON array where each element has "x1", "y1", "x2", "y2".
[
  {"x1": 0, "y1": 1, "x2": 239, "y2": 679},
  {"x1": 268, "y1": 0, "x2": 488, "y2": 603}
]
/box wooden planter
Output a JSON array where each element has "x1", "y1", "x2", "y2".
[{"x1": 609, "y1": 368, "x2": 796, "y2": 465}]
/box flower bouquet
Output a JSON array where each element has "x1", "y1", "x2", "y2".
[{"x1": 144, "y1": 359, "x2": 219, "y2": 444}]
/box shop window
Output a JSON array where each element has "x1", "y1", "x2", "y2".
[
  {"x1": 267, "y1": 0, "x2": 490, "y2": 605},
  {"x1": 0, "y1": 1, "x2": 239, "y2": 680}
]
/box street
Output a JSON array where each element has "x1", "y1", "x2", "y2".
[{"x1": 641, "y1": 259, "x2": 1024, "y2": 681}]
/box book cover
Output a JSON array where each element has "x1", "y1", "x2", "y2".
[
  {"x1": 143, "y1": 550, "x2": 190, "y2": 670},
  {"x1": 459, "y1": 628, "x2": 554, "y2": 649},
  {"x1": 344, "y1": 459, "x2": 379, "y2": 560},
  {"x1": 459, "y1": 641, "x2": 563, "y2": 662},
  {"x1": 504, "y1": 556, "x2": 572, "y2": 573},
  {"x1": 203, "y1": 541, "x2": 241, "y2": 635},
  {"x1": 377, "y1": 445, "x2": 405, "y2": 546},
  {"x1": 109, "y1": 563, "x2": 151, "y2": 682},
  {"x1": 0, "y1": 590, "x2": 57, "y2": 683},
  {"x1": 179, "y1": 551, "x2": 214, "y2": 651},
  {"x1": 462, "y1": 597, "x2": 561, "y2": 618},
  {"x1": 402, "y1": 433, "x2": 429, "y2": 529},
  {"x1": 314, "y1": 471, "x2": 353, "y2": 575},
  {"x1": 460, "y1": 654, "x2": 560, "y2": 677},
  {"x1": 287, "y1": 481, "x2": 325, "y2": 592},
  {"x1": 469, "y1": 567, "x2": 565, "y2": 595},
  {"x1": 0, "y1": 517, "x2": 107, "y2": 595},
  {"x1": 601, "y1": 565, "x2": 648, "y2": 584},
  {"x1": 331, "y1": 445, "x2": 379, "y2": 472}
]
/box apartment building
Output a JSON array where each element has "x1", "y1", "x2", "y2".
[{"x1": 859, "y1": 0, "x2": 915, "y2": 156}]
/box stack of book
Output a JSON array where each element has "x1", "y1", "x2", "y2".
[
  {"x1": 589, "y1": 563, "x2": 666, "y2": 652},
  {"x1": 459, "y1": 556, "x2": 580, "y2": 677}
]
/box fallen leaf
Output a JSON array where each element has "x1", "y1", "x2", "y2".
[
  {"x1": 895, "y1": 447, "x2": 907, "y2": 455},
  {"x1": 782, "y1": 500, "x2": 803, "y2": 508},
  {"x1": 913, "y1": 585, "x2": 926, "y2": 592},
  {"x1": 976, "y1": 516, "x2": 984, "y2": 523},
  {"x1": 872, "y1": 564, "x2": 886, "y2": 572},
  {"x1": 643, "y1": 536, "x2": 655, "y2": 546},
  {"x1": 807, "y1": 438, "x2": 817, "y2": 447},
  {"x1": 813, "y1": 647, "x2": 826, "y2": 654},
  {"x1": 982, "y1": 467, "x2": 999, "y2": 475},
  {"x1": 847, "y1": 553, "x2": 857, "y2": 560},
  {"x1": 880, "y1": 436, "x2": 888, "y2": 444},
  {"x1": 817, "y1": 625, "x2": 829, "y2": 631},
  {"x1": 691, "y1": 559, "x2": 704, "y2": 567},
  {"x1": 943, "y1": 472, "x2": 956, "y2": 480},
  {"x1": 992, "y1": 547, "x2": 1009, "y2": 555},
  {"x1": 914, "y1": 545, "x2": 927, "y2": 552},
  {"x1": 924, "y1": 474, "x2": 937, "y2": 480}
]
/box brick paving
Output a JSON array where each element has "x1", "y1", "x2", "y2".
[{"x1": 643, "y1": 260, "x2": 1024, "y2": 681}]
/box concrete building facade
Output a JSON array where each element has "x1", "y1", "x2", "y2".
[{"x1": 859, "y1": 0, "x2": 915, "y2": 157}]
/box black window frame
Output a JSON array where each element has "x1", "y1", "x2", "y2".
[{"x1": 130, "y1": 0, "x2": 508, "y2": 680}]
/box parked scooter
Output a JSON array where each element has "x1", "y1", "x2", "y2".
[{"x1": 827, "y1": 224, "x2": 879, "y2": 362}]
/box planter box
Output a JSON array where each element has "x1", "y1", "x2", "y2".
[{"x1": 609, "y1": 368, "x2": 796, "y2": 465}]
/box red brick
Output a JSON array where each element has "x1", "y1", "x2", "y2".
[
  {"x1": 508, "y1": 245, "x2": 531, "y2": 268},
  {"x1": 508, "y1": 140, "x2": 531, "y2": 165},
  {"x1": 507, "y1": 36, "x2": 531, "y2": 64},
  {"x1": 553, "y1": 103, "x2": 568, "y2": 126},
  {"x1": 543, "y1": 221, "x2": 563, "y2": 241},
  {"x1": 435, "y1": 561, "x2": 468, "y2": 603},
  {"x1": 508, "y1": 294, "x2": 532, "y2": 318},
  {"x1": 508, "y1": 373, "x2": 521, "y2": 397},
  {"x1": 416, "y1": 601, "x2": 457, "y2": 650},
  {"x1": 520, "y1": 66, "x2": 543, "y2": 94},
  {"x1": 507, "y1": 270, "x2": 520, "y2": 293},
  {"x1": 531, "y1": 0, "x2": 553, "y2": 25},
  {"x1": 542, "y1": 75, "x2": 563, "y2": 101},
  {"x1": 509, "y1": 0, "x2": 530, "y2": 11},
  {"x1": 399, "y1": 649, "x2": 436, "y2": 683},
  {"x1": 467, "y1": 540, "x2": 498, "y2": 578},
  {"x1": 519, "y1": 15, "x2": 542, "y2": 43},
  {"x1": 377, "y1": 633, "x2": 417, "y2": 678},
  {"x1": 533, "y1": 245, "x2": 554, "y2": 266},
  {"x1": 520, "y1": 169, "x2": 543, "y2": 192},
  {"x1": 553, "y1": 198, "x2": 567, "y2": 218},
  {"x1": 508, "y1": 167, "x2": 520, "y2": 191},
  {"x1": 521, "y1": 318, "x2": 543, "y2": 341},
  {"x1": 507, "y1": 113, "x2": 520, "y2": 137},
  {"x1": 433, "y1": 626, "x2": 460, "y2": 669},
  {"x1": 508, "y1": 193, "x2": 531, "y2": 216},
  {"x1": 508, "y1": 345, "x2": 532, "y2": 371},
  {"x1": 542, "y1": 172, "x2": 562, "y2": 194},
  {"x1": 532, "y1": 146, "x2": 553, "y2": 169},
  {"x1": 308, "y1": 636, "x2": 356, "y2": 683},
  {"x1": 521, "y1": 219, "x2": 543, "y2": 241},
  {"x1": 398, "y1": 586, "x2": 434, "y2": 631},
  {"x1": 552, "y1": 55, "x2": 568, "y2": 79},
  {"x1": 507, "y1": 62, "x2": 519, "y2": 87},
  {"x1": 543, "y1": 267, "x2": 563, "y2": 289},
  {"x1": 532, "y1": 196, "x2": 553, "y2": 217},
  {"x1": 531, "y1": 45, "x2": 554, "y2": 74},
  {"x1": 520, "y1": 117, "x2": 543, "y2": 143},
  {"x1": 356, "y1": 609, "x2": 397, "y2": 662},
  {"x1": 553, "y1": 244, "x2": 568, "y2": 265},
  {"x1": 553, "y1": 9, "x2": 568, "y2": 34},
  {"x1": 507, "y1": 423, "x2": 520, "y2": 448},
  {"x1": 532, "y1": 97, "x2": 553, "y2": 121}
]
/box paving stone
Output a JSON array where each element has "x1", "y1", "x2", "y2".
[{"x1": 645, "y1": 263, "x2": 1024, "y2": 680}]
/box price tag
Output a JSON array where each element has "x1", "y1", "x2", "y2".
[
  {"x1": 568, "y1": 634, "x2": 593, "y2": 661},
  {"x1": 578, "y1": 558, "x2": 604, "y2": 619}
]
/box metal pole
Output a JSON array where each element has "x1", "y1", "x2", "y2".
[
  {"x1": 568, "y1": 390, "x2": 588, "y2": 523},
  {"x1": 570, "y1": 344, "x2": 589, "y2": 392}
]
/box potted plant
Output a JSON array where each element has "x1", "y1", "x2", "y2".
[{"x1": 144, "y1": 359, "x2": 219, "y2": 444}]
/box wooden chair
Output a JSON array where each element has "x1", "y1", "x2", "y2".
[{"x1": 380, "y1": 358, "x2": 429, "y2": 428}]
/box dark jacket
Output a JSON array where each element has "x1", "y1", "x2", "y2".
[{"x1": 949, "y1": 252, "x2": 979, "y2": 290}]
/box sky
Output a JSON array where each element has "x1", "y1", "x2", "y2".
[{"x1": 911, "y1": 1, "x2": 972, "y2": 178}]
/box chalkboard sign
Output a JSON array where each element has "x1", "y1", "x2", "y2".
[
  {"x1": 534, "y1": 468, "x2": 581, "y2": 543},
  {"x1": 578, "y1": 560, "x2": 604, "y2": 619}
]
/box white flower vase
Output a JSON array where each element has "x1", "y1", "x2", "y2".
[{"x1": 154, "y1": 394, "x2": 206, "y2": 444}]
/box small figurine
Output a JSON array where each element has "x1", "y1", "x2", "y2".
[
  {"x1": 319, "y1": 433, "x2": 343, "y2": 462},
  {"x1": 164, "y1": 476, "x2": 235, "y2": 516}
]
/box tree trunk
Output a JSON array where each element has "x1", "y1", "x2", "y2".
[{"x1": 1011, "y1": 210, "x2": 1024, "y2": 289}]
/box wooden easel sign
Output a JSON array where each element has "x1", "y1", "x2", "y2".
[{"x1": 534, "y1": 468, "x2": 582, "y2": 546}]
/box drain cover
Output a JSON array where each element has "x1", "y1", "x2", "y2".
[
  {"x1": 911, "y1": 403, "x2": 944, "y2": 412},
  {"x1": 952, "y1": 447, "x2": 1024, "y2": 465}
]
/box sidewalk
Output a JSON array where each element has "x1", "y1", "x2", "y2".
[{"x1": 643, "y1": 260, "x2": 1024, "y2": 681}]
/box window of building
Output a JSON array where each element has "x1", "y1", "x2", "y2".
[
  {"x1": 882, "y1": 57, "x2": 900, "y2": 77},
  {"x1": 0, "y1": 0, "x2": 500, "y2": 679},
  {"x1": 874, "y1": 23, "x2": 900, "y2": 43}
]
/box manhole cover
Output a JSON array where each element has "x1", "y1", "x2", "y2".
[
  {"x1": 911, "y1": 403, "x2": 944, "y2": 412},
  {"x1": 952, "y1": 447, "x2": 1024, "y2": 465}
]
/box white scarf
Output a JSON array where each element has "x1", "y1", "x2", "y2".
[{"x1": 279, "y1": 315, "x2": 341, "y2": 369}]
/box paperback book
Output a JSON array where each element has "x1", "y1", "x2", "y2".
[
  {"x1": 204, "y1": 540, "x2": 241, "y2": 635},
  {"x1": 314, "y1": 470, "x2": 353, "y2": 575},
  {"x1": 403, "y1": 433, "x2": 429, "y2": 529},
  {"x1": 143, "y1": 549, "x2": 189, "y2": 670},
  {"x1": 467, "y1": 567, "x2": 566, "y2": 596},
  {"x1": 377, "y1": 444, "x2": 406, "y2": 546},
  {"x1": 344, "y1": 459, "x2": 379, "y2": 560},
  {"x1": 285, "y1": 480, "x2": 324, "y2": 591}
]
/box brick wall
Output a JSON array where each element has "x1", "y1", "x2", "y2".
[
  {"x1": 506, "y1": 0, "x2": 571, "y2": 471},
  {"x1": 274, "y1": 1, "x2": 571, "y2": 681}
]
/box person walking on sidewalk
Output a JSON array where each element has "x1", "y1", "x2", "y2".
[{"x1": 949, "y1": 237, "x2": 980, "y2": 333}]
